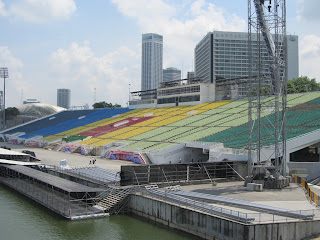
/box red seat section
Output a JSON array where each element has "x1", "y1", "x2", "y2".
[{"x1": 78, "y1": 116, "x2": 154, "y2": 137}]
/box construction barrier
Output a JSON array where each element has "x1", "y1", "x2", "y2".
[{"x1": 294, "y1": 175, "x2": 319, "y2": 206}]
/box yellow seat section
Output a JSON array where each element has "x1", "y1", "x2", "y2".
[
  {"x1": 112, "y1": 127, "x2": 155, "y2": 140},
  {"x1": 132, "y1": 116, "x2": 168, "y2": 127},
  {"x1": 197, "y1": 100, "x2": 233, "y2": 111},
  {"x1": 85, "y1": 127, "x2": 138, "y2": 141},
  {"x1": 148, "y1": 115, "x2": 187, "y2": 127},
  {"x1": 91, "y1": 139, "x2": 118, "y2": 147},
  {"x1": 79, "y1": 137, "x2": 103, "y2": 146}
]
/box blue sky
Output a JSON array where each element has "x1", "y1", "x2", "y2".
[{"x1": 0, "y1": 0, "x2": 320, "y2": 108}]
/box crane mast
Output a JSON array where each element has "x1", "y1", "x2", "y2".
[{"x1": 247, "y1": 0, "x2": 288, "y2": 188}]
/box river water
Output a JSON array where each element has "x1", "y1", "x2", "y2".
[{"x1": 0, "y1": 185, "x2": 192, "y2": 240}]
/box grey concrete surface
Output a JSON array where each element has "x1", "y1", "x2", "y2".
[
  {"x1": 0, "y1": 142, "x2": 135, "y2": 172},
  {"x1": 178, "y1": 181, "x2": 320, "y2": 223},
  {"x1": 180, "y1": 181, "x2": 308, "y2": 202}
]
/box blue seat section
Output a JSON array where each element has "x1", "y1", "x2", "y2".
[
  {"x1": 4, "y1": 110, "x2": 96, "y2": 135},
  {"x1": 17, "y1": 108, "x2": 131, "y2": 139}
]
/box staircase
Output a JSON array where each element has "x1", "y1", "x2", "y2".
[
  {"x1": 141, "y1": 152, "x2": 152, "y2": 164},
  {"x1": 96, "y1": 187, "x2": 133, "y2": 214}
]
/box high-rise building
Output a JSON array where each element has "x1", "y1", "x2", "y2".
[
  {"x1": 57, "y1": 89, "x2": 71, "y2": 109},
  {"x1": 141, "y1": 33, "x2": 163, "y2": 91},
  {"x1": 195, "y1": 30, "x2": 299, "y2": 84},
  {"x1": 187, "y1": 71, "x2": 195, "y2": 79},
  {"x1": 163, "y1": 67, "x2": 181, "y2": 82}
]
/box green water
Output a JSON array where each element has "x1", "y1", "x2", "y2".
[{"x1": 0, "y1": 185, "x2": 192, "y2": 240}]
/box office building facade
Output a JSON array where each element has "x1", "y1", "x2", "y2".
[
  {"x1": 187, "y1": 71, "x2": 195, "y2": 79},
  {"x1": 163, "y1": 67, "x2": 181, "y2": 82},
  {"x1": 141, "y1": 33, "x2": 163, "y2": 91},
  {"x1": 57, "y1": 89, "x2": 71, "y2": 109},
  {"x1": 195, "y1": 31, "x2": 299, "y2": 91}
]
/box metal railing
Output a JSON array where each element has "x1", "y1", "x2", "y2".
[
  {"x1": 137, "y1": 185, "x2": 318, "y2": 224},
  {"x1": 138, "y1": 186, "x2": 254, "y2": 224},
  {"x1": 49, "y1": 165, "x2": 120, "y2": 186}
]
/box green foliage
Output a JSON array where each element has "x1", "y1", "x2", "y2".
[
  {"x1": 287, "y1": 76, "x2": 320, "y2": 94},
  {"x1": 5, "y1": 107, "x2": 20, "y2": 120},
  {"x1": 247, "y1": 85, "x2": 272, "y2": 97},
  {"x1": 92, "y1": 101, "x2": 121, "y2": 109}
]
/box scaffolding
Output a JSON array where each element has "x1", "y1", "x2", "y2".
[
  {"x1": 0, "y1": 165, "x2": 108, "y2": 220},
  {"x1": 248, "y1": 0, "x2": 288, "y2": 185}
]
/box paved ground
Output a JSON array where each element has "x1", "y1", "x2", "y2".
[
  {"x1": 178, "y1": 181, "x2": 320, "y2": 223},
  {"x1": 0, "y1": 142, "x2": 135, "y2": 172},
  {"x1": 180, "y1": 181, "x2": 308, "y2": 202}
]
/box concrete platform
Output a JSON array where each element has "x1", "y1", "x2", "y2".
[
  {"x1": 177, "y1": 181, "x2": 320, "y2": 223},
  {"x1": 0, "y1": 142, "x2": 135, "y2": 172}
]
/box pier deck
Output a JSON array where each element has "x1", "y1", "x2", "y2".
[{"x1": 0, "y1": 165, "x2": 109, "y2": 220}]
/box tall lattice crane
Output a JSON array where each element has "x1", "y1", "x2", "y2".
[{"x1": 247, "y1": 0, "x2": 288, "y2": 188}]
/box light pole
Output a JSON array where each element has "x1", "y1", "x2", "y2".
[
  {"x1": 0, "y1": 67, "x2": 8, "y2": 130},
  {"x1": 128, "y1": 83, "x2": 131, "y2": 108}
]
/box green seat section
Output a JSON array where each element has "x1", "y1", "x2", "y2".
[
  {"x1": 199, "y1": 108, "x2": 320, "y2": 149},
  {"x1": 122, "y1": 141, "x2": 156, "y2": 151},
  {"x1": 130, "y1": 127, "x2": 175, "y2": 141},
  {"x1": 307, "y1": 97, "x2": 320, "y2": 105},
  {"x1": 148, "y1": 127, "x2": 195, "y2": 142}
]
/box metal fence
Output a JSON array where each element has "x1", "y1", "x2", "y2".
[
  {"x1": 121, "y1": 162, "x2": 240, "y2": 186},
  {"x1": 294, "y1": 175, "x2": 319, "y2": 205}
]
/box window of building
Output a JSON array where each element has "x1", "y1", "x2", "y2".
[{"x1": 179, "y1": 95, "x2": 200, "y2": 103}]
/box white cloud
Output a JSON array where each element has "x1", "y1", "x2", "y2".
[
  {"x1": 112, "y1": 0, "x2": 246, "y2": 75},
  {"x1": 49, "y1": 42, "x2": 140, "y2": 107},
  {"x1": 300, "y1": 35, "x2": 320, "y2": 80},
  {"x1": 296, "y1": 0, "x2": 320, "y2": 22},
  {"x1": 0, "y1": 0, "x2": 8, "y2": 16},
  {"x1": 0, "y1": 0, "x2": 76, "y2": 23},
  {"x1": 0, "y1": 46, "x2": 24, "y2": 107},
  {"x1": 111, "y1": 0, "x2": 175, "y2": 22}
]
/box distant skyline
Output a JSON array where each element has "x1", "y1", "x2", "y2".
[
  {"x1": 0, "y1": 0, "x2": 319, "y2": 108},
  {"x1": 141, "y1": 33, "x2": 163, "y2": 91}
]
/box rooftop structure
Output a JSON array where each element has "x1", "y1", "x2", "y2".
[
  {"x1": 23, "y1": 99, "x2": 40, "y2": 104},
  {"x1": 163, "y1": 67, "x2": 181, "y2": 83}
]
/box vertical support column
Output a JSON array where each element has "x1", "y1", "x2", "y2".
[
  {"x1": 187, "y1": 165, "x2": 190, "y2": 182},
  {"x1": 147, "y1": 165, "x2": 150, "y2": 184}
]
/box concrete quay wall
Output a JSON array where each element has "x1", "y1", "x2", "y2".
[{"x1": 128, "y1": 194, "x2": 320, "y2": 240}]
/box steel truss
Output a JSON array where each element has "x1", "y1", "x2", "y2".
[{"x1": 248, "y1": 0, "x2": 287, "y2": 180}]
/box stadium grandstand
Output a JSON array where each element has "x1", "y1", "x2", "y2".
[{"x1": 1, "y1": 91, "x2": 320, "y2": 173}]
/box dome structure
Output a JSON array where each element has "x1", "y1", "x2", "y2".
[{"x1": 17, "y1": 103, "x2": 65, "y2": 118}]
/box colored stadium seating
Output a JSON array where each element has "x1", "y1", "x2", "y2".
[{"x1": 4, "y1": 92, "x2": 320, "y2": 154}]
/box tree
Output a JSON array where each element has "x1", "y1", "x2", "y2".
[
  {"x1": 247, "y1": 85, "x2": 272, "y2": 97},
  {"x1": 92, "y1": 101, "x2": 121, "y2": 109},
  {"x1": 287, "y1": 76, "x2": 320, "y2": 93},
  {"x1": 287, "y1": 81, "x2": 297, "y2": 94},
  {"x1": 5, "y1": 107, "x2": 20, "y2": 120}
]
